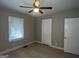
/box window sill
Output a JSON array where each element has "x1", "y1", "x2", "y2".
[{"x1": 9, "y1": 38, "x2": 24, "y2": 42}]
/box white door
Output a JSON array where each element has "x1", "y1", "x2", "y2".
[
  {"x1": 42, "y1": 19, "x2": 52, "y2": 46},
  {"x1": 64, "y1": 18, "x2": 79, "y2": 55}
]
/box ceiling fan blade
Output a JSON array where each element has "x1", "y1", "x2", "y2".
[
  {"x1": 40, "y1": 7, "x2": 52, "y2": 9},
  {"x1": 20, "y1": 6, "x2": 33, "y2": 8},
  {"x1": 28, "y1": 10, "x2": 33, "y2": 13},
  {"x1": 39, "y1": 10, "x2": 43, "y2": 14}
]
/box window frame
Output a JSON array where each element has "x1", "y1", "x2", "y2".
[{"x1": 8, "y1": 16, "x2": 24, "y2": 42}]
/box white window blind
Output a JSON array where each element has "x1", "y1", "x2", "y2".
[{"x1": 9, "y1": 16, "x2": 24, "y2": 41}]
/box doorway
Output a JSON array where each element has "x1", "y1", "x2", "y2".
[{"x1": 64, "y1": 18, "x2": 79, "y2": 55}]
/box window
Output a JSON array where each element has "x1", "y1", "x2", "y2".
[{"x1": 9, "y1": 16, "x2": 24, "y2": 41}]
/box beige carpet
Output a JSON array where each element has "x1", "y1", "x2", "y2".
[{"x1": 4, "y1": 43, "x2": 79, "y2": 58}]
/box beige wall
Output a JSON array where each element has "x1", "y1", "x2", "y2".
[
  {"x1": 0, "y1": 7, "x2": 79, "y2": 52},
  {"x1": 0, "y1": 8, "x2": 36, "y2": 52},
  {"x1": 36, "y1": 8, "x2": 79, "y2": 48}
]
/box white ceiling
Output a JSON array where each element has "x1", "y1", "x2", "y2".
[{"x1": 0, "y1": 0, "x2": 79, "y2": 16}]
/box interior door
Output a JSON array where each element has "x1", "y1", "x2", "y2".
[
  {"x1": 64, "y1": 18, "x2": 79, "y2": 55},
  {"x1": 42, "y1": 19, "x2": 52, "y2": 46}
]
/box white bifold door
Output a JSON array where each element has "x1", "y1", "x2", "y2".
[
  {"x1": 64, "y1": 18, "x2": 79, "y2": 55},
  {"x1": 42, "y1": 19, "x2": 52, "y2": 46}
]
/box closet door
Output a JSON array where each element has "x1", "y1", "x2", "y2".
[{"x1": 42, "y1": 19, "x2": 52, "y2": 46}]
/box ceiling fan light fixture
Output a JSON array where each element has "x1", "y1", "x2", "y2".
[
  {"x1": 35, "y1": 0, "x2": 40, "y2": 7},
  {"x1": 33, "y1": 8, "x2": 39, "y2": 12},
  {"x1": 20, "y1": 0, "x2": 52, "y2": 14}
]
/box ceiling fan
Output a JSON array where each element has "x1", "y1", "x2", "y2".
[{"x1": 20, "y1": 0, "x2": 52, "y2": 14}]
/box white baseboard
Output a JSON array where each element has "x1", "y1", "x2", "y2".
[
  {"x1": 50, "y1": 45, "x2": 64, "y2": 51},
  {"x1": 35, "y1": 41, "x2": 43, "y2": 44},
  {"x1": 0, "y1": 41, "x2": 36, "y2": 55},
  {"x1": 35, "y1": 41, "x2": 64, "y2": 51},
  {"x1": 0, "y1": 41, "x2": 64, "y2": 55}
]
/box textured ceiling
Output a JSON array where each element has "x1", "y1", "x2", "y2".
[{"x1": 0, "y1": 0, "x2": 79, "y2": 16}]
